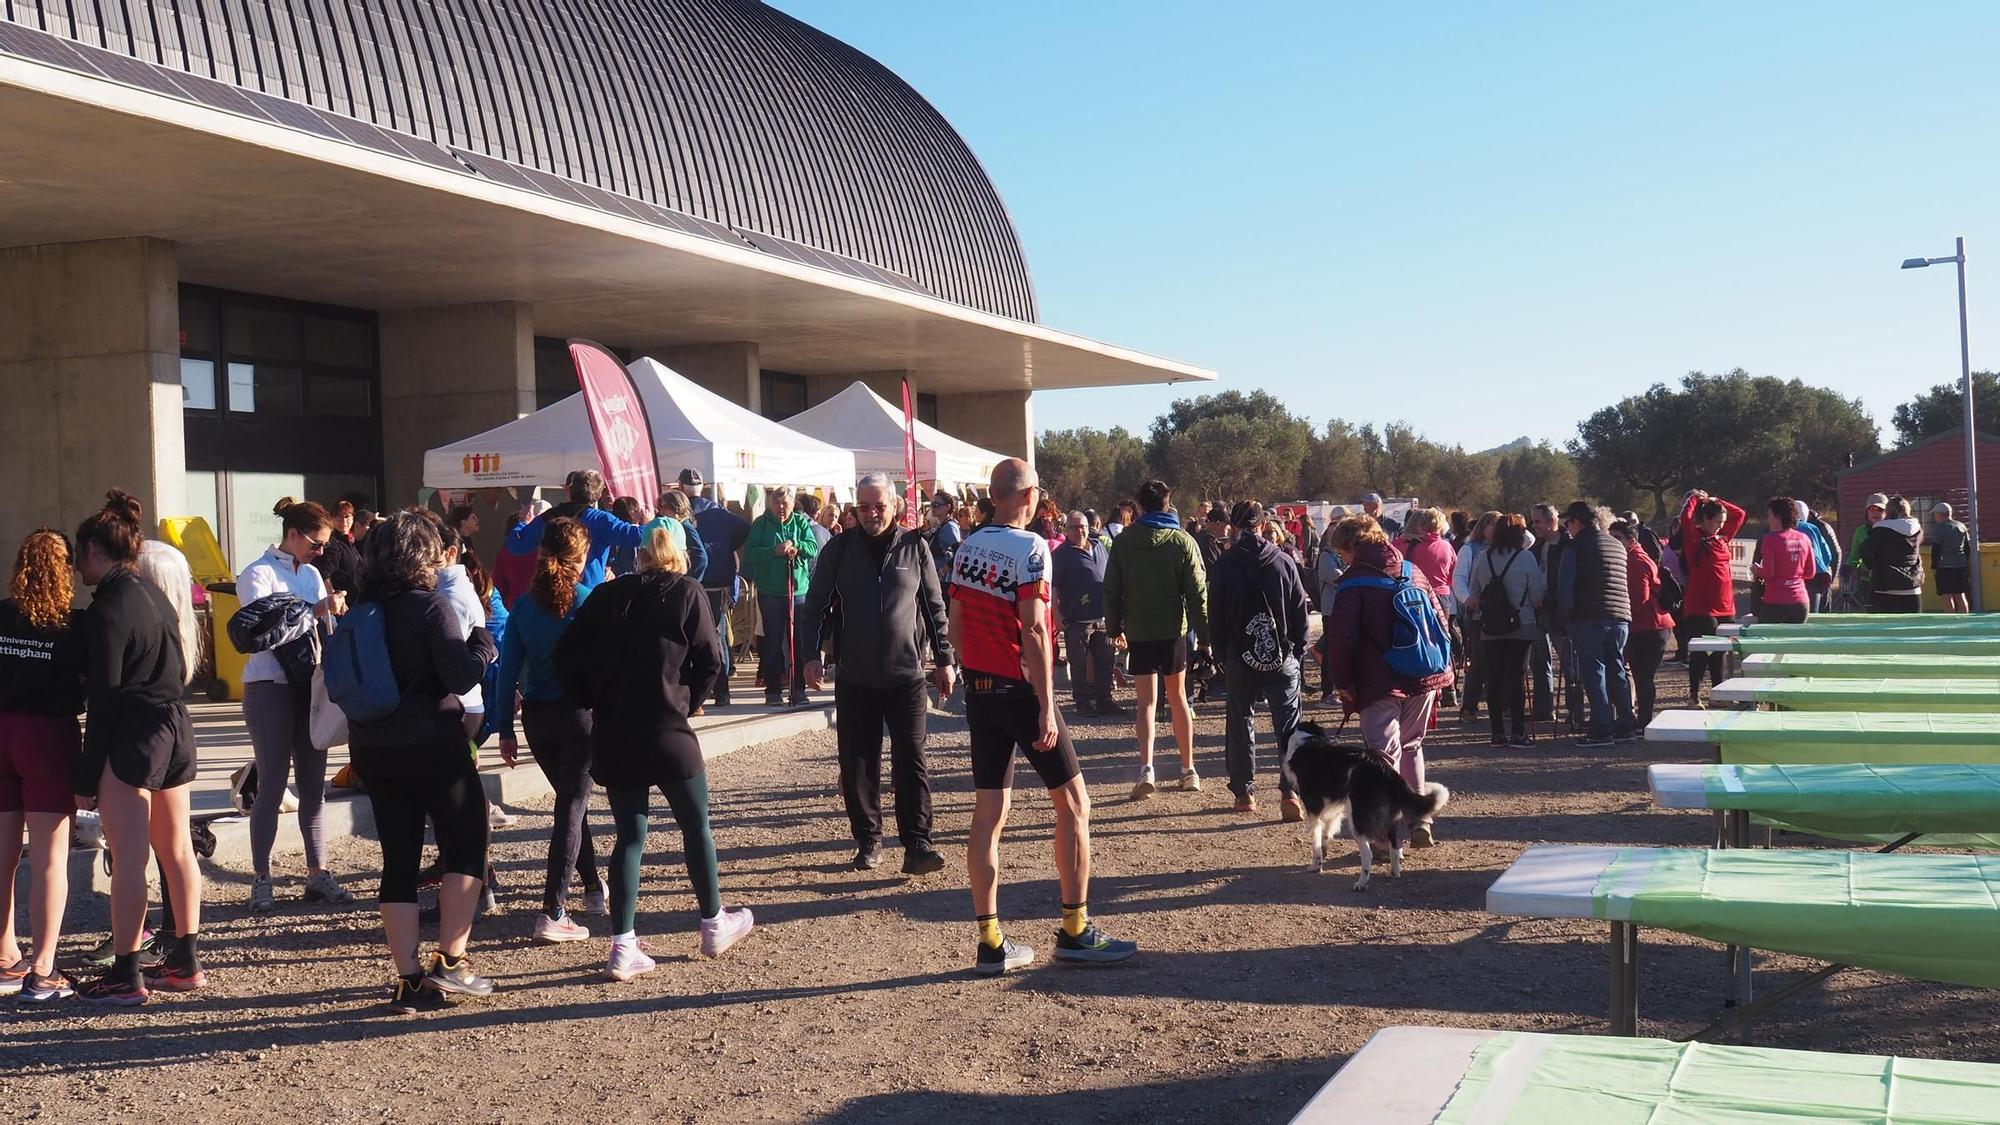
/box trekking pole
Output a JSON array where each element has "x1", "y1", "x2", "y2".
[{"x1": 787, "y1": 561, "x2": 799, "y2": 705}]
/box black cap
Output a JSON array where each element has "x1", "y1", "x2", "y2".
[
  {"x1": 1205, "y1": 505, "x2": 1229, "y2": 524},
  {"x1": 1231, "y1": 500, "x2": 1265, "y2": 529},
  {"x1": 1561, "y1": 501, "x2": 1595, "y2": 524},
  {"x1": 678, "y1": 468, "x2": 703, "y2": 488}
]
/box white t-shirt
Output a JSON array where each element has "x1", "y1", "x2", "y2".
[
  {"x1": 435, "y1": 564, "x2": 486, "y2": 712},
  {"x1": 236, "y1": 546, "x2": 328, "y2": 684}
]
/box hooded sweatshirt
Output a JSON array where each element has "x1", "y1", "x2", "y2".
[
  {"x1": 1861, "y1": 517, "x2": 1924, "y2": 596},
  {"x1": 496, "y1": 502, "x2": 646, "y2": 603},
  {"x1": 1103, "y1": 511, "x2": 1208, "y2": 644},
  {"x1": 1207, "y1": 531, "x2": 1310, "y2": 668}
]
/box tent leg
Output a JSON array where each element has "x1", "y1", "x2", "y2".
[
  {"x1": 1721, "y1": 809, "x2": 1751, "y2": 1011},
  {"x1": 1609, "y1": 921, "x2": 1639, "y2": 1037},
  {"x1": 1878, "y1": 833, "x2": 1922, "y2": 854}
]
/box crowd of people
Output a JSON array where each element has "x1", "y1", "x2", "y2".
[{"x1": 0, "y1": 462, "x2": 1969, "y2": 1011}]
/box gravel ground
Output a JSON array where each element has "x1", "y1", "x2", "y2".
[{"x1": 6, "y1": 670, "x2": 2000, "y2": 1124}]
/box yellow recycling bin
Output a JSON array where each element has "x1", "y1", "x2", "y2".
[{"x1": 158, "y1": 516, "x2": 244, "y2": 702}]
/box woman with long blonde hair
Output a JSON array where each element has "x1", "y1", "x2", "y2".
[
  {"x1": 495, "y1": 517, "x2": 604, "y2": 944},
  {"x1": 0, "y1": 530, "x2": 88, "y2": 1003}
]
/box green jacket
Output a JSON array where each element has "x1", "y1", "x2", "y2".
[
  {"x1": 1104, "y1": 520, "x2": 1208, "y2": 644},
  {"x1": 744, "y1": 511, "x2": 820, "y2": 594},
  {"x1": 1849, "y1": 522, "x2": 1872, "y2": 581}
]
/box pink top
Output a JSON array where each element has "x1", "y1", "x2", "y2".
[
  {"x1": 1403, "y1": 532, "x2": 1458, "y2": 612},
  {"x1": 1751, "y1": 528, "x2": 1817, "y2": 605}
]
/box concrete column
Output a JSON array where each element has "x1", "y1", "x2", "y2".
[
  {"x1": 936, "y1": 389, "x2": 1034, "y2": 464},
  {"x1": 379, "y1": 302, "x2": 535, "y2": 505},
  {"x1": 652, "y1": 342, "x2": 760, "y2": 412},
  {"x1": 0, "y1": 238, "x2": 184, "y2": 555}
]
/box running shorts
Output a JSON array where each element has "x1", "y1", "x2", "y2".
[
  {"x1": 0, "y1": 710, "x2": 82, "y2": 815},
  {"x1": 1127, "y1": 636, "x2": 1188, "y2": 676},
  {"x1": 965, "y1": 673, "x2": 1080, "y2": 791},
  {"x1": 1938, "y1": 566, "x2": 1971, "y2": 596}
]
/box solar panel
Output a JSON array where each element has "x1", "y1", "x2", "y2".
[
  {"x1": 242, "y1": 88, "x2": 346, "y2": 140},
  {"x1": 734, "y1": 226, "x2": 933, "y2": 296},
  {"x1": 165, "y1": 71, "x2": 277, "y2": 124},
  {"x1": 0, "y1": 19, "x2": 95, "y2": 71},
  {"x1": 450, "y1": 146, "x2": 543, "y2": 192},
  {"x1": 69, "y1": 41, "x2": 191, "y2": 101}
]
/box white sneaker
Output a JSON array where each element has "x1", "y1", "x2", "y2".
[
  {"x1": 1131, "y1": 765, "x2": 1157, "y2": 801},
  {"x1": 532, "y1": 913, "x2": 590, "y2": 944},
  {"x1": 1178, "y1": 767, "x2": 1201, "y2": 792},
  {"x1": 699, "y1": 907, "x2": 755, "y2": 958},
  {"x1": 604, "y1": 941, "x2": 656, "y2": 982},
  {"x1": 488, "y1": 805, "x2": 518, "y2": 829},
  {"x1": 584, "y1": 879, "x2": 609, "y2": 916}
]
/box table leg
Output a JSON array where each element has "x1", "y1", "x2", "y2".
[{"x1": 1610, "y1": 921, "x2": 1639, "y2": 1036}]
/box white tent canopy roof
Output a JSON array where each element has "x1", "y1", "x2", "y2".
[
  {"x1": 424, "y1": 357, "x2": 857, "y2": 490},
  {"x1": 780, "y1": 381, "x2": 1006, "y2": 488}
]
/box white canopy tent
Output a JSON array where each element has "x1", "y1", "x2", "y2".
[
  {"x1": 423, "y1": 357, "x2": 858, "y2": 492},
  {"x1": 779, "y1": 381, "x2": 1006, "y2": 489}
]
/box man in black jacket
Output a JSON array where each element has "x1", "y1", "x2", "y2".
[
  {"x1": 1556, "y1": 502, "x2": 1634, "y2": 747},
  {"x1": 1207, "y1": 501, "x2": 1311, "y2": 820},
  {"x1": 801, "y1": 472, "x2": 957, "y2": 874}
]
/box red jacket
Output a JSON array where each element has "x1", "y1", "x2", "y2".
[
  {"x1": 1320, "y1": 540, "x2": 1455, "y2": 708},
  {"x1": 1676, "y1": 493, "x2": 1745, "y2": 619},
  {"x1": 1625, "y1": 541, "x2": 1675, "y2": 633}
]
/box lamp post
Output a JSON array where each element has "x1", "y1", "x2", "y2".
[{"x1": 1901, "y1": 237, "x2": 1981, "y2": 612}]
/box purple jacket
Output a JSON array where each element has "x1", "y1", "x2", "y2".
[{"x1": 1320, "y1": 540, "x2": 1454, "y2": 708}]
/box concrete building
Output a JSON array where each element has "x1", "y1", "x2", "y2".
[{"x1": 0, "y1": 2, "x2": 1210, "y2": 566}]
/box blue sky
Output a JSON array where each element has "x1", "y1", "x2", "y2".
[{"x1": 771, "y1": 2, "x2": 1998, "y2": 452}]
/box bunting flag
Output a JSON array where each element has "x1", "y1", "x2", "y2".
[
  {"x1": 569, "y1": 338, "x2": 660, "y2": 505},
  {"x1": 900, "y1": 379, "x2": 921, "y2": 528}
]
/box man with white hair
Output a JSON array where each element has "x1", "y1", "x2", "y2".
[
  {"x1": 1050, "y1": 510, "x2": 1120, "y2": 716},
  {"x1": 949, "y1": 459, "x2": 1136, "y2": 974},
  {"x1": 1556, "y1": 501, "x2": 1634, "y2": 748},
  {"x1": 1361, "y1": 493, "x2": 1402, "y2": 538},
  {"x1": 800, "y1": 473, "x2": 955, "y2": 873},
  {"x1": 1931, "y1": 501, "x2": 1972, "y2": 613},
  {"x1": 743, "y1": 485, "x2": 821, "y2": 706}
]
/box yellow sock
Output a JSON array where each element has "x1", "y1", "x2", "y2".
[
  {"x1": 1061, "y1": 902, "x2": 1089, "y2": 938},
  {"x1": 976, "y1": 914, "x2": 1004, "y2": 950}
]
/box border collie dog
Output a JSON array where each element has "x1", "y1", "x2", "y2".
[{"x1": 1281, "y1": 720, "x2": 1450, "y2": 891}]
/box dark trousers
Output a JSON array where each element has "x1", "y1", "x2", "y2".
[
  {"x1": 521, "y1": 700, "x2": 600, "y2": 917},
  {"x1": 1626, "y1": 627, "x2": 1667, "y2": 728},
  {"x1": 355, "y1": 741, "x2": 489, "y2": 904},
  {"x1": 703, "y1": 587, "x2": 733, "y2": 703},
  {"x1": 757, "y1": 592, "x2": 807, "y2": 698},
  {"x1": 1871, "y1": 591, "x2": 1922, "y2": 613},
  {"x1": 1684, "y1": 614, "x2": 1732, "y2": 698},
  {"x1": 1062, "y1": 620, "x2": 1115, "y2": 707},
  {"x1": 834, "y1": 678, "x2": 933, "y2": 849},
  {"x1": 1223, "y1": 657, "x2": 1302, "y2": 799},
  {"x1": 1483, "y1": 638, "x2": 1530, "y2": 741},
  {"x1": 1459, "y1": 617, "x2": 1485, "y2": 712},
  {"x1": 1760, "y1": 601, "x2": 1808, "y2": 625},
  {"x1": 1529, "y1": 632, "x2": 1556, "y2": 718}
]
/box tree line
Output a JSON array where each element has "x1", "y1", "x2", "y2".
[{"x1": 1036, "y1": 368, "x2": 1979, "y2": 521}]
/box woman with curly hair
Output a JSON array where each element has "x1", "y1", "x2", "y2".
[
  {"x1": 72, "y1": 490, "x2": 204, "y2": 1005},
  {"x1": 0, "y1": 530, "x2": 88, "y2": 1003},
  {"x1": 496, "y1": 517, "x2": 605, "y2": 945},
  {"x1": 346, "y1": 511, "x2": 499, "y2": 1014}
]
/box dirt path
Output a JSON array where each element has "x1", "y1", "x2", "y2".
[{"x1": 7, "y1": 674, "x2": 1998, "y2": 1123}]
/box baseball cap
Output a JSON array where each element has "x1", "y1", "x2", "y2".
[
  {"x1": 1231, "y1": 500, "x2": 1265, "y2": 529},
  {"x1": 1936, "y1": 502, "x2": 1954, "y2": 518},
  {"x1": 678, "y1": 468, "x2": 703, "y2": 489},
  {"x1": 1561, "y1": 501, "x2": 1595, "y2": 524},
  {"x1": 1865, "y1": 493, "x2": 1889, "y2": 510},
  {"x1": 1362, "y1": 492, "x2": 1383, "y2": 505}
]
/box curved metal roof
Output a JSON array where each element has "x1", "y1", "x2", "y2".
[{"x1": 0, "y1": 0, "x2": 1035, "y2": 320}]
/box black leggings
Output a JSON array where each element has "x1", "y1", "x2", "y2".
[
  {"x1": 521, "y1": 701, "x2": 600, "y2": 918},
  {"x1": 1759, "y1": 601, "x2": 1808, "y2": 625},
  {"x1": 355, "y1": 741, "x2": 490, "y2": 904},
  {"x1": 1482, "y1": 638, "x2": 1529, "y2": 740},
  {"x1": 1626, "y1": 628, "x2": 1667, "y2": 727},
  {"x1": 1684, "y1": 614, "x2": 1733, "y2": 699},
  {"x1": 1460, "y1": 617, "x2": 1486, "y2": 711}
]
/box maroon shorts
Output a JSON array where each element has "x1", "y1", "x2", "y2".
[{"x1": 0, "y1": 710, "x2": 82, "y2": 815}]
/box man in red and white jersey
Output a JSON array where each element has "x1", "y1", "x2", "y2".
[{"x1": 948, "y1": 458, "x2": 1137, "y2": 975}]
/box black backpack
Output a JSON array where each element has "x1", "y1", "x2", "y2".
[
  {"x1": 1478, "y1": 549, "x2": 1524, "y2": 635},
  {"x1": 1655, "y1": 563, "x2": 1685, "y2": 619}
]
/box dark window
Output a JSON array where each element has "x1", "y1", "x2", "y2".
[
  {"x1": 307, "y1": 372, "x2": 373, "y2": 417},
  {"x1": 180, "y1": 289, "x2": 217, "y2": 353},
  {"x1": 761, "y1": 371, "x2": 807, "y2": 421},
  {"x1": 917, "y1": 392, "x2": 939, "y2": 430},
  {"x1": 225, "y1": 303, "x2": 301, "y2": 360},
  {"x1": 304, "y1": 314, "x2": 373, "y2": 369},
  {"x1": 228, "y1": 362, "x2": 304, "y2": 415}
]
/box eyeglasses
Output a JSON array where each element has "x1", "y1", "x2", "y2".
[
  {"x1": 304, "y1": 537, "x2": 329, "y2": 551},
  {"x1": 855, "y1": 503, "x2": 890, "y2": 514}
]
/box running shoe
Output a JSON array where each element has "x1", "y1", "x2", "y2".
[
  {"x1": 584, "y1": 878, "x2": 609, "y2": 916},
  {"x1": 1280, "y1": 796, "x2": 1305, "y2": 824},
  {"x1": 144, "y1": 962, "x2": 207, "y2": 992},
  {"x1": 698, "y1": 907, "x2": 755, "y2": 958},
  {"x1": 0, "y1": 960, "x2": 28, "y2": 996},
  {"x1": 1510, "y1": 736, "x2": 1536, "y2": 749},
  {"x1": 764, "y1": 693, "x2": 785, "y2": 708},
  {"x1": 1234, "y1": 794, "x2": 1258, "y2": 814},
  {"x1": 974, "y1": 936, "x2": 1034, "y2": 976},
  {"x1": 78, "y1": 973, "x2": 148, "y2": 1007},
  {"x1": 386, "y1": 974, "x2": 450, "y2": 1015},
  {"x1": 853, "y1": 842, "x2": 884, "y2": 871},
  {"x1": 304, "y1": 871, "x2": 356, "y2": 904},
  {"x1": 1408, "y1": 823, "x2": 1436, "y2": 849},
  {"x1": 1130, "y1": 765, "x2": 1157, "y2": 801},
  {"x1": 1574, "y1": 736, "x2": 1614, "y2": 749},
  {"x1": 900, "y1": 846, "x2": 947, "y2": 876},
  {"x1": 1615, "y1": 732, "x2": 1642, "y2": 745},
  {"x1": 603, "y1": 941, "x2": 657, "y2": 982},
  {"x1": 19, "y1": 970, "x2": 75, "y2": 1004},
  {"x1": 487, "y1": 805, "x2": 519, "y2": 829},
  {"x1": 1053, "y1": 923, "x2": 1137, "y2": 964},
  {"x1": 422, "y1": 953, "x2": 494, "y2": 997},
  {"x1": 1178, "y1": 767, "x2": 1201, "y2": 792},
  {"x1": 1487, "y1": 737, "x2": 1510, "y2": 748},
  {"x1": 135, "y1": 930, "x2": 174, "y2": 972},
  {"x1": 248, "y1": 875, "x2": 276, "y2": 913},
  {"x1": 532, "y1": 913, "x2": 590, "y2": 944}
]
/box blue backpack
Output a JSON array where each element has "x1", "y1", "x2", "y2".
[
  {"x1": 322, "y1": 602, "x2": 401, "y2": 721},
  {"x1": 1339, "y1": 561, "x2": 1453, "y2": 679}
]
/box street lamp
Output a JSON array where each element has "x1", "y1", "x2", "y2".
[{"x1": 1901, "y1": 237, "x2": 1981, "y2": 612}]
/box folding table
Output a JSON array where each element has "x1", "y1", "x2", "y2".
[
  {"x1": 1740, "y1": 652, "x2": 2000, "y2": 679},
  {"x1": 1645, "y1": 709, "x2": 2000, "y2": 765},
  {"x1": 1709, "y1": 675, "x2": 2000, "y2": 713}
]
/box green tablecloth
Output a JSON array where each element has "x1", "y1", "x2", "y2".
[
  {"x1": 1743, "y1": 653, "x2": 2000, "y2": 679},
  {"x1": 1746, "y1": 614, "x2": 2000, "y2": 636},
  {"x1": 1698, "y1": 711, "x2": 2000, "y2": 766},
  {"x1": 1729, "y1": 635, "x2": 2000, "y2": 656},
  {"x1": 1703, "y1": 763, "x2": 2000, "y2": 846},
  {"x1": 1435, "y1": 1031, "x2": 2000, "y2": 1124},
  {"x1": 1726, "y1": 677, "x2": 2000, "y2": 712},
  {"x1": 1588, "y1": 848, "x2": 2000, "y2": 988}
]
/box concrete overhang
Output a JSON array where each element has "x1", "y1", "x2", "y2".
[{"x1": 0, "y1": 53, "x2": 1215, "y2": 395}]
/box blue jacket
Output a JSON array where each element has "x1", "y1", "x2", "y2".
[
  {"x1": 688, "y1": 496, "x2": 751, "y2": 590},
  {"x1": 501, "y1": 503, "x2": 643, "y2": 591},
  {"x1": 494, "y1": 585, "x2": 592, "y2": 732},
  {"x1": 1799, "y1": 519, "x2": 1837, "y2": 577}
]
